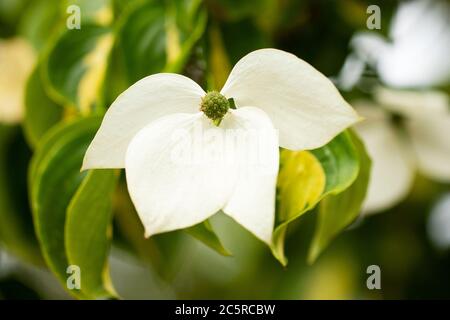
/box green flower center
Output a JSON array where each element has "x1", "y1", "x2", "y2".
[{"x1": 200, "y1": 91, "x2": 230, "y2": 125}]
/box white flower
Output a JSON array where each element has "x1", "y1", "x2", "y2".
[
  {"x1": 337, "y1": 0, "x2": 450, "y2": 214},
  {"x1": 354, "y1": 87, "x2": 450, "y2": 214},
  {"x1": 339, "y1": 0, "x2": 450, "y2": 89},
  {"x1": 82, "y1": 48, "x2": 359, "y2": 243}
]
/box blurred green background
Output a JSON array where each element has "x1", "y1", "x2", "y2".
[{"x1": 0, "y1": 0, "x2": 449, "y2": 299}]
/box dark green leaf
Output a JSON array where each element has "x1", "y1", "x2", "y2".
[
  {"x1": 19, "y1": 0, "x2": 62, "y2": 50},
  {"x1": 118, "y1": 0, "x2": 207, "y2": 84},
  {"x1": 23, "y1": 64, "x2": 63, "y2": 148},
  {"x1": 43, "y1": 24, "x2": 113, "y2": 112},
  {"x1": 65, "y1": 169, "x2": 118, "y2": 299},
  {"x1": 29, "y1": 116, "x2": 102, "y2": 297},
  {"x1": 310, "y1": 131, "x2": 360, "y2": 195},
  {"x1": 308, "y1": 130, "x2": 371, "y2": 263}
]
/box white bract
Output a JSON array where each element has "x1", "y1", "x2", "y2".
[
  {"x1": 337, "y1": 0, "x2": 450, "y2": 214},
  {"x1": 338, "y1": 0, "x2": 450, "y2": 89},
  {"x1": 354, "y1": 87, "x2": 450, "y2": 214},
  {"x1": 83, "y1": 49, "x2": 359, "y2": 243}
]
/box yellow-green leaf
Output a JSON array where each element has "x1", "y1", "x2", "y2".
[
  {"x1": 272, "y1": 131, "x2": 360, "y2": 265},
  {"x1": 271, "y1": 151, "x2": 326, "y2": 265}
]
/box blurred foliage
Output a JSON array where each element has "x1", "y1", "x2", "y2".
[{"x1": 0, "y1": 0, "x2": 448, "y2": 300}]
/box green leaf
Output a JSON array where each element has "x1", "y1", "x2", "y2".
[
  {"x1": 117, "y1": 0, "x2": 207, "y2": 84},
  {"x1": 43, "y1": 24, "x2": 113, "y2": 113},
  {"x1": 0, "y1": 125, "x2": 43, "y2": 265},
  {"x1": 101, "y1": 0, "x2": 206, "y2": 105},
  {"x1": 185, "y1": 220, "x2": 231, "y2": 256},
  {"x1": 308, "y1": 131, "x2": 371, "y2": 264},
  {"x1": 18, "y1": 0, "x2": 62, "y2": 50},
  {"x1": 310, "y1": 131, "x2": 360, "y2": 195},
  {"x1": 23, "y1": 64, "x2": 63, "y2": 148},
  {"x1": 29, "y1": 116, "x2": 102, "y2": 298},
  {"x1": 65, "y1": 169, "x2": 118, "y2": 299},
  {"x1": 271, "y1": 131, "x2": 360, "y2": 265}
]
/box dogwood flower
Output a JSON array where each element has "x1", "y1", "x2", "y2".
[
  {"x1": 354, "y1": 87, "x2": 450, "y2": 213},
  {"x1": 338, "y1": 0, "x2": 450, "y2": 89},
  {"x1": 82, "y1": 48, "x2": 359, "y2": 243},
  {"x1": 337, "y1": 0, "x2": 450, "y2": 214}
]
